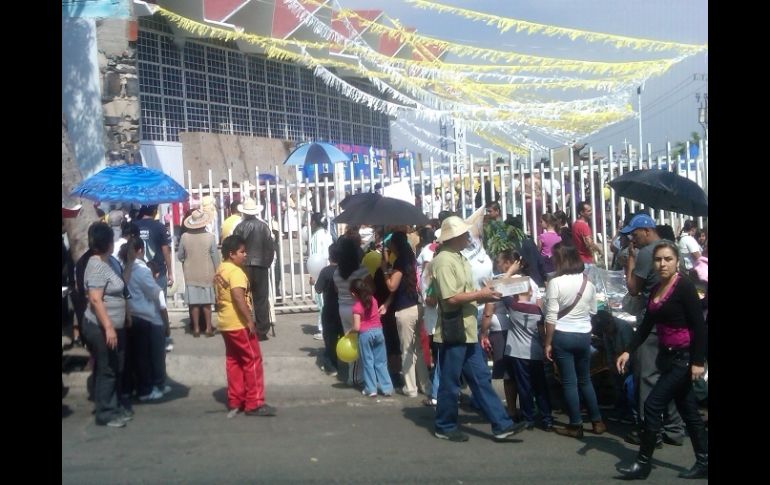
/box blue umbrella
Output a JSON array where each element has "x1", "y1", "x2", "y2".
[
  {"x1": 284, "y1": 142, "x2": 350, "y2": 166},
  {"x1": 70, "y1": 164, "x2": 189, "y2": 205}
]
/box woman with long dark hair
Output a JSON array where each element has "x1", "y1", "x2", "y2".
[
  {"x1": 544, "y1": 243, "x2": 606, "y2": 438},
  {"x1": 615, "y1": 241, "x2": 707, "y2": 479},
  {"x1": 381, "y1": 231, "x2": 431, "y2": 398}
]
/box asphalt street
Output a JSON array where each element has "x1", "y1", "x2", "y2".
[{"x1": 62, "y1": 310, "x2": 706, "y2": 484}]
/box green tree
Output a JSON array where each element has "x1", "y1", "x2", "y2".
[{"x1": 673, "y1": 132, "x2": 701, "y2": 158}]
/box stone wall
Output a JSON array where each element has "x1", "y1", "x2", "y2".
[
  {"x1": 179, "y1": 132, "x2": 297, "y2": 184},
  {"x1": 96, "y1": 19, "x2": 141, "y2": 164}
]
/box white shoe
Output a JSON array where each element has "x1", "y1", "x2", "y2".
[
  {"x1": 154, "y1": 385, "x2": 172, "y2": 395},
  {"x1": 138, "y1": 389, "x2": 164, "y2": 401},
  {"x1": 312, "y1": 332, "x2": 323, "y2": 340},
  {"x1": 165, "y1": 337, "x2": 174, "y2": 352}
]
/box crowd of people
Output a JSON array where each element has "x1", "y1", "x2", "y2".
[
  {"x1": 303, "y1": 190, "x2": 707, "y2": 478},
  {"x1": 62, "y1": 172, "x2": 708, "y2": 478}
]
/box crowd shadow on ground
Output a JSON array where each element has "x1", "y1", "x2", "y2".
[{"x1": 401, "y1": 404, "x2": 524, "y2": 443}]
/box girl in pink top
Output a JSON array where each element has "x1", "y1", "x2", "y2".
[
  {"x1": 538, "y1": 213, "x2": 562, "y2": 274},
  {"x1": 350, "y1": 278, "x2": 394, "y2": 397}
]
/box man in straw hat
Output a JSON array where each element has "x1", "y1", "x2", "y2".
[
  {"x1": 233, "y1": 199, "x2": 275, "y2": 340},
  {"x1": 430, "y1": 216, "x2": 528, "y2": 442}
]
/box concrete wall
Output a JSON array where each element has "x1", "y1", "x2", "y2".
[
  {"x1": 179, "y1": 132, "x2": 297, "y2": 185},
  {"x1": 62, "y1": 18, "x2": 106, "y2": 177},
  {"x1": 96, "y1": 19, "x2": 141, "y2": 165}
]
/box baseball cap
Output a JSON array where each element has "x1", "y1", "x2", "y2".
[{"x1": 620, "y1": 214, "x2": 656, "y2": 234}]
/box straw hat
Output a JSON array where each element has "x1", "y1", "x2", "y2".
[
  {"x1": 184, "y1": 209, "x2": 212, "y2": 229},
  {"x1": 238, "y1": 198, "x2": 263, "y2": 216},
  {"x1": 437, "y1": 216, "x2": 470, "y2": 243}
]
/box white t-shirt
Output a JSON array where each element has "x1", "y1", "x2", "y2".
[
  {"x1": 545, "y1": 273, "x2": 597, "y2": 333},
  {"x1": 677, "y1": 234, "x2": 702, "y2": 270}
]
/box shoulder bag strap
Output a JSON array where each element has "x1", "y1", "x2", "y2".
[{"x1": 557, "y1": 274, "x2": 588, "y2": 320}]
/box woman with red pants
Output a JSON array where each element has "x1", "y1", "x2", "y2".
[
  {"x1": 615, "y1": 241, "x2": 707, "y2": 480},
  {"x1": 215, "y1": 235, "x2": 276, "y2": 418}
]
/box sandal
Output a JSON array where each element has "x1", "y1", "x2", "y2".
[
  {"x1": 193, "y1": 331, "x2": 201, "y2": 338},
  {"x1": 205, "y1": 330, "x2": 215, "y2": 338}
]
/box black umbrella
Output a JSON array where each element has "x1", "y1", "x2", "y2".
[
  {"x1": 608, "y1": 169, "x2": 707, "y2": 217},
  {"x1": 334, "y1": 193, "x2": 429, "y2": 226},
  {"x1": 339, "y1": 192, "x2": 371, "y2": 210}
]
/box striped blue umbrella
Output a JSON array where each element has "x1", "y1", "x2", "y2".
[
  {"x1": 70, "y1": 164, "x2": 188, "y2": 204},
  {"x1": 283, "y1": 142, "x2": 351, "y2": 166}
]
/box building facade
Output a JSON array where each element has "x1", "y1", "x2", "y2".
[{"x1": 136, "y1": 16, "x2": 391, "y2": 150}]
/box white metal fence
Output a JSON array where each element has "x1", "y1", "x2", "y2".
[{"x1": 166, "y1": 139, "x2": 707, "y2": 313}]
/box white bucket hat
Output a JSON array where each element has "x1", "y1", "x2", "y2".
[
  {"x1": 238, "y1": 198, "x2": 263, "y2": 216},
  {"x1": 437, "y1": 216, "x2": 470, "y2": 243}
]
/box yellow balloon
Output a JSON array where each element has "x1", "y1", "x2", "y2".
[
  {"x1": 336, "y1": 334, "x2": 359, "y2": 363},
  {"x1": 602, "y1": 186, "x2": 611, "y2": 200}
]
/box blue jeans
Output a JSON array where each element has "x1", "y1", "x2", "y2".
[
  {"x1": 553, "y1": 330, "x2": 602, "y2": 425},
  {"x1": 510, "y1": 357, "x2": 553, "y2": 426},
  {"x1": 358, "y1": 328, "x2": 394, "y2": 395},
  {"x1": 435, "y1": 342, "x2": 513, "y2": 435}
]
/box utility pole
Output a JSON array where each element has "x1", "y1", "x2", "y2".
[
  {"x1": 637, "y1": 84, "x2": 644, "y2": 163},
  {"x1": 696, "y1": 92, "x2": 708, "y2": 194}
]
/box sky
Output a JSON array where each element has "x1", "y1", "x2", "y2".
[{"x1": 334, "y1": 0, "x2": 708, "y2": 160}]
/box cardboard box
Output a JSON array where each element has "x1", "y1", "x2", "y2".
[{"x1": 492, "y1": 276, "x2": 530, "y2": 297}]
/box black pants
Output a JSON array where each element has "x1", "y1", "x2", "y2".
[
  {"x1": 129, "y1": 317, "x2": 167, "y2": 395},
  {"x1": 634, "y1": 329, "x2": 685, "y2": 438},
  {"x1": 130, "y1": 317, "x2": 154, "y2": 397},
  {"x1": 245, "y1": 266, "x2": 272, "y2": 335},
  {"x1": 82, "y1": 320, "x2": 126, "y2": 424},
  {"x1": 321, "y1": 306, "x2": 343, "y2": 369},
  {"x1": 643, "y1": 348, "x2": 707, "y2": 454}
]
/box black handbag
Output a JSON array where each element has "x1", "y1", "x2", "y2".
[{"x1": 439, "y1": 301, "x2": 467, "y2": 344}]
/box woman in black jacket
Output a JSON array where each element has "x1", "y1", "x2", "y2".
[{"x1": 615, "y1": 241, "x2": 707, "y2": 480}]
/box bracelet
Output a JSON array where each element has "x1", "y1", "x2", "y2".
[{"x1": 484, "y1": 314, "x2": 493, "y2": 317}]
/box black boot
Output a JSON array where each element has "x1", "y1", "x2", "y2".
[
  {"x1": 678, "y1": 453, "x2": 708, "y2": 479},
  {"x1": 617, "y1": 428, "x2": 657, "y2": 480},
  {"x1": 679, "y1": 422, "x2": 708, "y2": 479}
]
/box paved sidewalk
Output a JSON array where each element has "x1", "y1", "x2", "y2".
[{"x1": 63, "y1": 310, "x2": 334, "y2": 389}]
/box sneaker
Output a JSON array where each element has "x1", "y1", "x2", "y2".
[
  {"x1": 494, "y1": 421, "x2": 528, "y2": 440},
  {"x1": 324, "y1": 367, "x2": 338, "y2": 377},
  {"x1": 165, "y1": 337, "x2": 174, "y2": 352},
  {"x1": 138, "y1": 389, "x2": 164, "y2": 402},
  {"x1": 435, "y1": 429, "x2": 469, "y2": 442},
  {"x1": 226, "y1": 408, "x2": 241, "y2": 419},
  {"x1": 362, "y1": 390, "x2": 378, "y2": 397},
  {"x1": 99, "y1": 418, "x2": 126, "y2": 428},
  {"x1": 313, "y1": 332, "x2": 324, "y2": 340},
  {"x1": 119, "y1": 409, "x2": 134, "y2": 422},
  {"x1": 398, "y1": 388, "x2": 418, "y2": 398},
  {"x1": 422, "y1": 398, "x2": 437, "y2": 407},
  {"x1": 154, "y1": 385, "x2": 172, "y2": 396},
  {"x1": 245, "y1": 404, "x2": 277, "y2": 417}
]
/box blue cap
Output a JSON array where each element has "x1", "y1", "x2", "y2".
[{"x1": 620, "y1": 214, "x2": 656, "y2": 234}]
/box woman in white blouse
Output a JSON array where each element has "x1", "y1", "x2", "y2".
[{"x1": 543, "y1": 243, "x2": 606, "y2": 439}]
